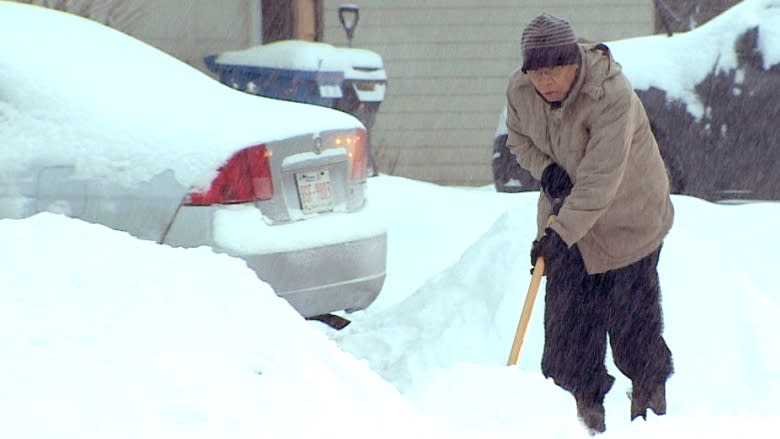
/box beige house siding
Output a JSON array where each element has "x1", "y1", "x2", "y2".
[
  {"x1": 321, "y1": 0, "x2": 654, "y2": 186},
  {"x1": 125, "y1": 0, "x2": 261, "y2": 70}
]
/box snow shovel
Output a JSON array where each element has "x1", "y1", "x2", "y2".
[{"x1": 507, "y1": 197, "x2": 562, "y2": 366}]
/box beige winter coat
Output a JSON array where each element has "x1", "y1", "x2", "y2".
[{"x1": 505, "y1": 43, "x2": 674, "y2": 274}]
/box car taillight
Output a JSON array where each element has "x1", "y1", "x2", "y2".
[
  {"x1": 184, "y1": 144, "x2": 273, "y2": 205},
  {"x1": 333, "y1": 128, "x2": 368, "y2": 182}
]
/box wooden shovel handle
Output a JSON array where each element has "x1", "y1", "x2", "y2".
[
  {"x1": 506, "y1": 256, "x2": 545, "y2": 365},
  {"x1": 506, "y1": 215, "x2": 557, "y2": 366}
]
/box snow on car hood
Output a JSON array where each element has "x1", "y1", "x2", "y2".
[
  {"x1": 0, "y1": 2, "x2": 363, "y2": 189},
  {"x1": 214, "y1": 40, "x2": 387, "y2": 82},
  {"x1": 608, "y1": 0, "x2": 780, "y2": 119}
]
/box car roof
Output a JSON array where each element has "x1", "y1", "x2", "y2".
[{"x1": 0, "y1": 2, "x2": 363, "y2": 189}]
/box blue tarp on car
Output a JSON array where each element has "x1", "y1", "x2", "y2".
[{"x1": 204, "y1": 40, "x2": 386, "y2": 110}]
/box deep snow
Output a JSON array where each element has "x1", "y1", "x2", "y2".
[{"x1": 2, "y1": 0, "x2": 780, "y2": 437}]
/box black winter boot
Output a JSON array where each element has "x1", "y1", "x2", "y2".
[
  {"x1": 630, "y1": 383, "x2": 666, "y2": 420},
  {"x1": 576, "y1": 397, "x2": 606, "y2": 435},
  {"x1": 573, "y1": 375, "x2": 614, "y2": 435}
]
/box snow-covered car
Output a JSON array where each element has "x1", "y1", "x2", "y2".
[
  {"x1": 492, "y1": 0, "x2": 780, "y2": 201},
  {"x1": 0, "y1": 2, "x2": 387, "y2": 318}
]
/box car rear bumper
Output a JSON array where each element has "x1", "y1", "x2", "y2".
[
  {"x1": 240, "y1": 232, "x2": 387, "y2": 317},
  {"x1": 164, "y1": 203, "x2": 387, "y2": 317}
]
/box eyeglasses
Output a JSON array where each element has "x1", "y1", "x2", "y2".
[{"x1": 526, "y1": 65, "x2": 569, "y2": 81}]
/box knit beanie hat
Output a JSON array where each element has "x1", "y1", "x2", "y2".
[{"x1": 521, "y1": 13, "x2": 581, "y2": 73}]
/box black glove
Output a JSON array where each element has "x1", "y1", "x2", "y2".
[
  {"x1": 530, "y1": 228, "x2": 568, "y2": 272},
  {"x1": 540, "y1": 163, "x2": 573, "y2": 199}
]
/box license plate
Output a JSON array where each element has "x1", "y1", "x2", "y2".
[{"x1": 296, "y1": 170, "x2": 334, "y2": 214}]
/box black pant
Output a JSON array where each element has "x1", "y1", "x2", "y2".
[{"x1": 541, "y1": 245, "x2": 673, "y2": 404}]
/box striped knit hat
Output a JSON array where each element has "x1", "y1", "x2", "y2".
[{"x1": 521, "y1": 13, "x2": 580, "y2": 73}]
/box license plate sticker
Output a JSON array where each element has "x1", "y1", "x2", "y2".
[{"x1": 296, "y1": 170, "x2": 334, "y2": 214}]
